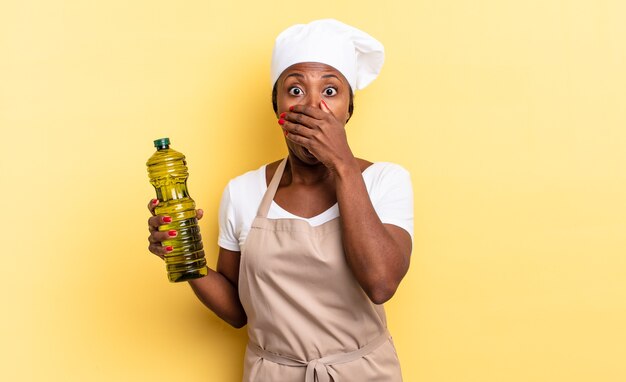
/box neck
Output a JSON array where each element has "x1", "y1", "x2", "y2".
[{"x1": 286, "y1": 153, "x2": 332, "y2": 186}]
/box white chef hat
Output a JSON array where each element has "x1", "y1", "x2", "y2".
[{"x1": 270, "y1": 19, "x2": 385, "y2": 91}]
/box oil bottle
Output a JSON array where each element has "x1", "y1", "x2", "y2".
[{"x1": 147, "y1": 137, "x2": 208, "y2": 282}]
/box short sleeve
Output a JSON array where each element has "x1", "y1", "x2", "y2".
[
  {"x1": 217, "y1": 182, "x2": 241, "y2": 252},
  {"x1": 368, "y1": 164, "x2": 414, "y2": 241}
]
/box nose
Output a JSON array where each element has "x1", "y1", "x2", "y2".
[{"x1": 303, "y1": 92, "x2": 321, "y2": 108}]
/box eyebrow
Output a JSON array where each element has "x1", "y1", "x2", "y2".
[
  {"x1": 322, "y1": 74, "x2": 341, "y2": 80},
  {"x1": 284, "y1": 73, "x2": 305, "y2": 80},
  {"x1": 283, "y1": 73, "x2": 342, "y2": 81}
]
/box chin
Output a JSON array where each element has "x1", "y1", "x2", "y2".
[
  {"x1": 288, "y1": 144, "x2": 319, "y2": 165},
  {"x1": 298, "y1": 148, "x2": 319, "y2": 165}
]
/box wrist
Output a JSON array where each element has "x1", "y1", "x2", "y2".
[{"x1": 333, "y1": 156, "x2": 360, "y2": 179}]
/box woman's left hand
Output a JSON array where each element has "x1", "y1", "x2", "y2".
[{"x1": 280, "y1": 100, "x2": 356, "y2": 173}]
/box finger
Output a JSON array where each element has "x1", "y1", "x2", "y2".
[
  {"x1": 148, "y1": 229, "x2": 177, "y2": 244},
  {"x1": 148, "y1": 214, "x2": 172, "y2": 231},
  {"x1": 196, "y1": 209, "x2": 204, "y2": 220},
  {"x1": 289, "y1": 104, "x2": 327, "y2": 120},
  {"x1": 320, "y1": 99, "x2": 334, "y2": 115},
  {"x1": 282, "y1": 120, "x2": 315, "y2": 140},
  {"x1": 284, "y1": 111, "x2": 321, "y2": 130},
  {"x1": 284, "y1": 129, "x2": 312, "y2": 147},
  {"x1": 147, "y1": 198, "x2": 159, "y2": 216},
  {"x1": 148, "y1": 243, "x2": 172, "y2": 259}
]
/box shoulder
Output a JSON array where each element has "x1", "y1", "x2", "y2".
[
  {"x1": 225, "y1": 164, "x2": 267, "y2": 200},
  {"x1": 262, "y1": 159, "x2": 284, "y2": 187},
  {"x1": 360, "y1": 160, "x2": 412, "y2": 200},
  {"x1": 360, "y1": 160, "x2": 411, "y2": 181},
  {"x1": 219, "y1": 163, "x2": 268, "y2": 229},
  {"x1": 229, "y1": 164, "x2": 266, "y2": 186}
]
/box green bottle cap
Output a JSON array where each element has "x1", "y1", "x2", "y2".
[{"x1": 153, "y1": 137, "x2": 170, "y2": 149}]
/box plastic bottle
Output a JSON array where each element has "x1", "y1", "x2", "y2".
[{"x1": 147, "y1": 137, "x2": 208, "y2": 282}]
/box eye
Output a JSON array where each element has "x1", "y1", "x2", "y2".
[
  {"x1": 288, "y1": 87, "x2": 304, "y2": 96},
  {"x1": 323, "y1": 87, "x2": 338, "y2": 96}
]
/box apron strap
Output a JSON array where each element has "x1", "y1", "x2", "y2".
[
  {"x1": 247, "y1": 329, "x2": 391, "y2": 382},
  {"x1": 257, "y1": 158, "x2": 288, "y2": 218}
]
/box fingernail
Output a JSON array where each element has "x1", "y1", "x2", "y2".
[
  {"x1": 279, "y1": 112, "x2": 286, "y2": 118},
  {"x1": 289, "y1": 105, "x2": 294, "y2": 111},
  {"x1": 284, "y1": 130, "x2": 288, "y2": 136},
  {"x1": 165, "y1": 246, "x2": 173, "y2": 252},
  {"x1": 278, "y1": 118, "x2": 285, "y2": 125},
  {"x1": 321, "y1": 99, "x2": 329, "y2": 108},
  {"x1": 151, "y1": 199, "x2": 158, "y2": 205},
  {"x1": 168, "y1": 230, "x2": 177, "y2": 237},
  {"x1": 163, "y1": 216, "x2": 172, "y2": 223}
]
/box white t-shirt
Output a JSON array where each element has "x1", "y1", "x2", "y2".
[{"x1": 218, "y1": 162, "x2": 414, "y2": 252}]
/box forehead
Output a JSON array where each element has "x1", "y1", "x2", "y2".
[{"x1": 279, "y1": 62, "x2": 348, "y2": 83}]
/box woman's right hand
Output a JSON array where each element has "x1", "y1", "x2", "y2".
[
  {"x1": 147, "y1": 199, "x2": 204, "y2": 259},
  {"x1": 147, "y1": 198, "x2": 245, "y2": 327}
]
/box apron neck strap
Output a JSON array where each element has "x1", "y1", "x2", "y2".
[{"x1": 257, "y1": 158, "x2": 288, "y2": 218}]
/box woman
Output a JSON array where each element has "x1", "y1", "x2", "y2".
[{"x1": 148, "y1": 19, "x2": 413, "y2": 381}]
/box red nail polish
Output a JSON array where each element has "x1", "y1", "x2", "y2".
[
  {"x1": 168, "y1": 230, "x2": 177, "y2": 237},
  {"x1": 289, "y1": 105, "x2": 294, "y2": 111},
  {"x1": 165, "y1": 246, "x2": 173, "y2": 252},
  {"x1": 279, "y1": 112, "x2": 286, "y2": 118},
  {"x1": 321, "y1": 99, "x2": 329, "y2": 108},
  {"x1": 284, "y1": 130, "x2": 288, "y2": 136},
  {"x1": 278, "y1": 118, "x2": 285, "y2": 125},
  {"x1": 163, "y1": 216, "x2": 172, "y2": 223},
  {"x1": 151, "y1": 199, "x2": 158, "y2": 205}
]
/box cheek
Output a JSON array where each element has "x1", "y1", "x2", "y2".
[
  {"x1": 276, "y1": 94, "x2": 292, "y2": 114},
  {"x1": 329, "y1": 96, "x2": 350, "y2": 118}
]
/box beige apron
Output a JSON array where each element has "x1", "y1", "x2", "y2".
[{"x1": 239, "y1": 158, "x2": 402, "y2": 382}]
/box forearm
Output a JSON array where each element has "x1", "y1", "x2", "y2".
[
  {"x1": 188, "y1": 268, "x2": 247, "y2": 328},
  {"x1": 335, "y1": 159, "x2": 410, "y2": 304}
]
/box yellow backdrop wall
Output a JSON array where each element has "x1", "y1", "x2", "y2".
[{"x1": 1, "y1": 0, "x2": 625, "y2": 381}]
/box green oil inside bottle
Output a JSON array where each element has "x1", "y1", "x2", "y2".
[{"x1": 147, "y1": 137, "x2": 208, "y2": 282}]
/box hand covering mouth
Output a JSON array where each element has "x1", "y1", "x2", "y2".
[{"x1": 303, "y1": 148, "x2": 315, "y2": 158}]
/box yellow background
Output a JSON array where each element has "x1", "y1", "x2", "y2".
[{"x1": 1, "y1": 0, "x2": 625, "y2": 381}]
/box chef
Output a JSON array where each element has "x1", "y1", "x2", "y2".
[{"x1": 148, "y1": 19, "x2": 414, "y2": 381}]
